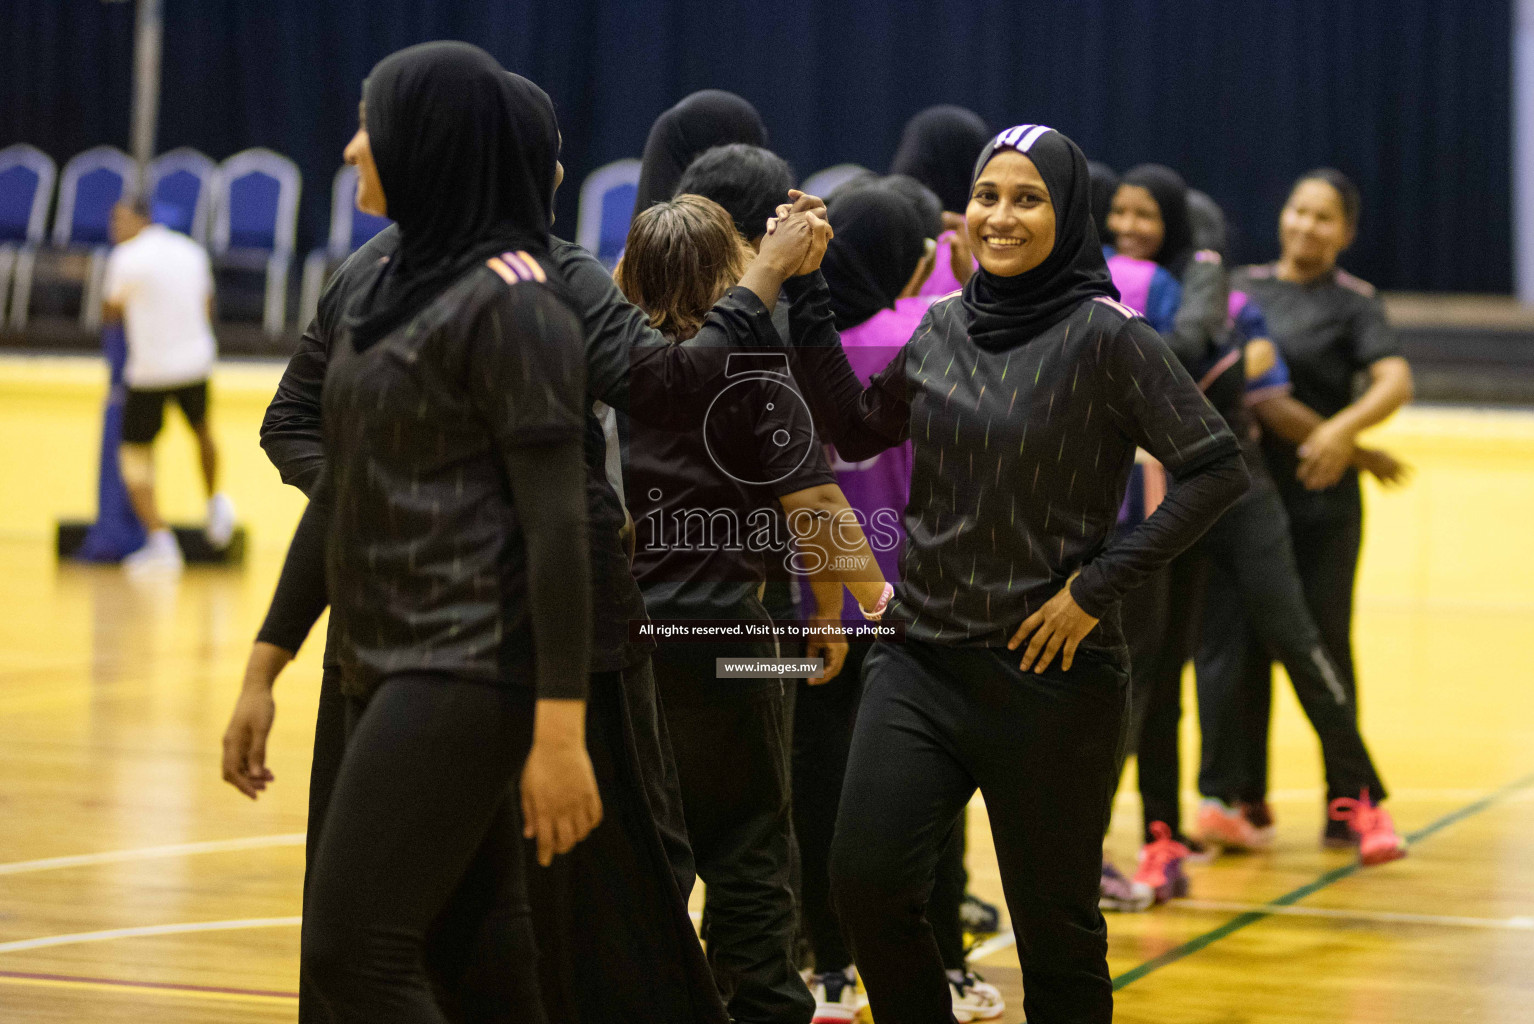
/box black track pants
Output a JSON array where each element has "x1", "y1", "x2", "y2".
[{"x1": 831, "y1": 640, "x2": 1125, "y2": 1024}]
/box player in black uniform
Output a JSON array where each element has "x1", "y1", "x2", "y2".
[{"x1": 775, "y1": 125, "x2": 1248, "y2": 1024}]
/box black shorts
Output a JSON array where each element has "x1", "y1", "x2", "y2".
[{"x1": 122, "y1": 381, "x2": 209, "y2": 444}]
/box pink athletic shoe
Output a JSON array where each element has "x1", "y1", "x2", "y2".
[
  {"x1": 1133, "y1": 822, "x2": 1192, "y2": 903},
  {"x1": 1197, "y1": 798, "x2": 1273, "y2": 852},
  {"x1": 1327, "y1": 792, "x2": 1408, "y2": 866}
]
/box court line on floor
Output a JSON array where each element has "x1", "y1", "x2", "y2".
[
  {"x1": 0, "y1": 969, "x2": 298, "y2": 1005},
  {"x1": 1110, "y1": 767, "x2": 1534, "y2": 991},
  {"x1": 0, "y1": 916, "x2": 302, "y2": 954},
  {"x1": 0, "y1": 833, "x2": 305, "y2": 876},
  {"x1": 1175, "y1": 900, "x2": 1534, "y2": 931}
]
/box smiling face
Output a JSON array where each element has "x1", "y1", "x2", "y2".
[
  {"x1": 965, "y1": 149, "x2": 1056, "y2": 277},
  {"x1": 344, "y1": 100, "x2": 387, "y2": 217},
  {"x1": 1106, "y1": 183, "x2": 1164, "y2": 261},
  {"x1": 1279, "y1": 178, "x2": 1353, "y2": 272}
]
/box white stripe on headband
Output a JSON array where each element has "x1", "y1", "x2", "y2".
[{"x1": 993, "y1": 124, "x2": 1052, "y2": 152}]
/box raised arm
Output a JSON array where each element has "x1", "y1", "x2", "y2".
[{"x1": 776, "y1": 270, "x2": 912, "y2": 460}]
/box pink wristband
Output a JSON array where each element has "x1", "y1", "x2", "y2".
[{"x1": 860, "y1": 582, "x2": 895, "y2": 621}]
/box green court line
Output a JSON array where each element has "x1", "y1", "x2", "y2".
[{"x1": 1112, "y1": 768, "x2": 1534, "y2": 991}]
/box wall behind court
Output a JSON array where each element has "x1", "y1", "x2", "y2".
[{"x1": 0, "y1": 0, "x2": 1513, "y2": 293}]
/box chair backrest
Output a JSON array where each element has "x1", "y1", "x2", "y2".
[
  {"x1": 213, "y1": 148, "x2": 301, "y2": 256},
  {"x1": 0, "y1": 144, "x2": 56, "y2": 244},
  {"x1": 576, "y1": 158, "x2": 641, "y2": 268},
  {"x1": 329, "y1": 164, "x2": 392, "y2": 258},
  {"x1": 800, "y1": 163, "x2": 871, "y2": 202},
  {"x1": 146, "y1": 147, "x2": 217, "y2": 243},
  {"x1": 53, "y1": 146, "x2": 139, "y2": 247}
]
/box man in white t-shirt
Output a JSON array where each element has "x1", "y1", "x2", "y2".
[{"x1": 103, "y1": 196, "x2": 235, "y2": 573}]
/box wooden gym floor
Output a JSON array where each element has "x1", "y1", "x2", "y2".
[{"x1": 0, "y1": 357, "x2": 1531, "y2": 1022}]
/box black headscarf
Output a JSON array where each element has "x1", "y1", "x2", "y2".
[
  {"x1": 820, "y1": 182, "x2": 927, "y2": 331},
  {"x1": 348, "y1": 42, "x2": 559, "y2": 349},
  {"x1": 882, "y1": 174, "x2": 944, "y2": 241},
  {"x1": 1086, "y1": 160, "x2": 1119, "y2": 245},
  {"x1": 1120, "y1": 163, "x2": 1194, "y2": 278},
  {"x1": 1186, "y1": 188, "x2": 1228, "y2": 257},
  {"x1": 889, "y1": 105, "x2": 991, "y2": 214},
  {"x1": 632, "y1": 90, "x2": 767, "y2": 216},
  {"x1": 960, "y1": 125, "x2": 1117, "y2": 351}
]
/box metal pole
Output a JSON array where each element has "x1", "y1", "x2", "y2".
[
  {"x1": 130, "y1": 0, "x2": 163, "y2": 164},
  {"x1": 1516, "y1": 0, "x2": 1534, "y2": 302}
]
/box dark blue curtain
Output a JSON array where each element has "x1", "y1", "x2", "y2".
[{"x1": 1, "y1": 0, "x2": 1513, "y2": 292}]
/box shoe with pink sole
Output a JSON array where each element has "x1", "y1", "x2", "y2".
[{"x1": 1327, "y1": 792, "x2": 1408, "y2": 866}]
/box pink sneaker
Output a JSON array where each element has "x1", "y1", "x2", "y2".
[
  {"x1": 1328, "y1": 792, "x2": 1408, "y2": 866},
  {"x1": 1133, "y1": 822, "x2": 1191, "y2": 903},
  {"x1": 1197, "y1": 798, "x2": 1273, "y2": 852}
]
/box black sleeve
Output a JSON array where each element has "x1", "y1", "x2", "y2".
[
  {"x1": 467, "y1": 285, "x2": 591, "y2": 701},
  {"x1": 1071, "y1": 318, "x2": 1249, "y2": 616},
  {"x1": 557, "y1": 243, "x2": 656, "y2": 412},
  {"x1": 1349, "y1": 292, "x2": 1400, "y2": 369},
  {"x1": 1162, "y1": 254, "x2": 1228, "y2": 367},
  {"x1": 255, "y1": 497, "x2": 330, "y2": 654},
  {"x1": 260, "y1": 312, "x2": 329, "y2": 497},
  {"x1": 743, "y1": 373, "x2": 837, "y2": 499},
  {"x1": 625, "y1": 286, "x2": 783, "y2": 430},
  {"x1": 772, "y1": 271, "x2": 911, "y2": 462}
]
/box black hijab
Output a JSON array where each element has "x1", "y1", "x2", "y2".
[
  {"x1": 1186, "y1": 188, "x2": 1228, "y2": 258},
  {"x1": 632, "y1": 90, "x2": 767, "y2": 216},
  {"x1": 1086, "y1": 160, "x2": 1119, "y2": 245},
  {"x1": 1120, "y1": 163, "x2": 1195, "y2": 278},
  {"x1": 348, "y1": 42, "x2": 559, "y2": 349},
  {"x1": 960, "y1": 125, "x2": 1117, "y2": 351},
  {"x1": 889, "y1": 105, "x2": 991, "y2": 214},
  {"x1": 821, "y1": 182, "x2": 927, "y2": 331}
]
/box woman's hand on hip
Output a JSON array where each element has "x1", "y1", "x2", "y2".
[{"x1": 1007, "y1": 575, "x2": 1100, "y2": 673}]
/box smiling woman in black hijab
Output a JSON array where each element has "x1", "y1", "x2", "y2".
[
  {"x1": 633, "y1": 89, "x2": 768, "y2": 216},
  {"x1": 298, "y1": 42, "x2": 601, "y2": 1023},
  {"x1": 771, "y1": 124, "x2": 1248, "y2": 1023}
]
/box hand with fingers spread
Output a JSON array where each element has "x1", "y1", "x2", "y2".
[
  {"x1": 1007, "y1": 572, "x2": 1101, "y2": 673},
  {"x1": 221, "y1": 641, "x2": 291, "y2": 799},
  {"x1": 520, "y1": 699, "x2": 603, "y2": 867}
]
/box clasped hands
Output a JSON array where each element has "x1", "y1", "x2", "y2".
[{"x1": 761, "y1": 190, "x2": 834, "y2": 277}]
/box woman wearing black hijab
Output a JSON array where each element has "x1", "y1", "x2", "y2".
[
  {"x1": 633, "y1": 89, "x2": 768, "y2": 216},
  {"x1": 890, "y1": 105, "x2": 992, "y2": 299},
  {"x1": 889, "y1": 105, "x2": 992, "y2": 215},
  {"x1": 295, "y1": 43, "x2": 599, "y2": 1022},
  {"x1": 777, "y1": 125, "x2": 1248, "y2": 1023}
]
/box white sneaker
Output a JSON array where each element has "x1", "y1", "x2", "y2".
[
  {"x1": 123, "y1": 529, "x2": 184, "y2": 576},
  {"x1": 809, "y1": 968, "x2": 861, "y2": 1024},
  {"x1": 950, "y1": 969, "x2": 1006, "y2": 1022},
  {"x1": 205, "y1": 493, "x2": 236, "y2": 550}
]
